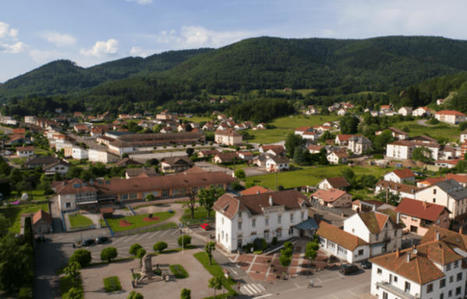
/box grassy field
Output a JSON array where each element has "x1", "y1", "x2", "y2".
[
  {"x1": 69, "y1": 214, "x2": 94, "y2": 228},
  {"x1": 181, "y1": 206, "x2": 214, "y2": 225},
  {"x1": 245, "y1": 165, "x2": 392, "y2": 189},
  {"x1": 180, "y1": 116, "x2": 213, "y2": 123},
  {"x1": 103, "y1": 212, "x2": 174, "y2": 232},
  {"x1": 9, "y1": 189, "x2": 48, "y2": 201},
  {"x1": 246, "y1": 115, "x2": 340, "y2": 144},
  {"x1": 392, "y1": 120, "x2": 461, "y2": 141},
  {"x1": 0, "y1": 203, "x2": 49, "y2": 233}
]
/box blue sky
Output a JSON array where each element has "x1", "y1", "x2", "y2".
[{"x1": 1, "y1": 0, "x2": 467, "y2": 82}]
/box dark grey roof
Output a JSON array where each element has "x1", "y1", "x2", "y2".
[
  {"x1": 294, "y1": 218, "x2": 318, "y2": 231},
  {"x1": 435, "y1": 179, "x2": 467, "y2": 201}
]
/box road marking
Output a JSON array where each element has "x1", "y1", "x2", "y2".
[
  {"x1": 135, "y1": 233, "x2": 149, "y2": 241},
  {"x1": 254, "y1": 294, "x2": 272, "y2": 299},
  {"x1": 247, "y1": 255, "x2": 258, "y2": 273},
  {"x1": 158, "y1": 230, "x2": 170, "y2": 237}
]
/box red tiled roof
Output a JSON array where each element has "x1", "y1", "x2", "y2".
[
  {"x1": 32, "y1": 209, "x2": 52, "y2": 225},
  {"x1": 395, "y1": 198, "x2": 448, "y2": 221},
  {"x1": 317, "y1": 221, "x2": 367, "y2": 251},
  {"x1": 336, "y1": 134, "x2": 354, "y2": 141},
  {"x1": 435, "y1": 110, "x2": 466, "y2": 116},
  {"x1": 240, "y1": 186, "x2": 271, "y2": 195},
  {"x1": 392, "y1": 169, "x2": 415, "y2": 179},
  {"x1": 312, "y1": 188, "x2": 348, "y2": 202},
  {"x1": 445, "y1": 173, "x2": 467, "y2": 184},
  {"x1": 295, "y1": 126, "x2": 312, "y2": 132}
]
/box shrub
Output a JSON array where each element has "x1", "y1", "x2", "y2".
[
  {"x1": 153, "y1": 241, "x2": 168, "y2": 253},
  {"x1": 17, "y1": 286, "x2": 33, "y2": 299},
  {"x1": 309, "y1": 241, "x2": 319, "y2": 251},
  {"x1": 253, "y1": 238, "x2": 267, "y2": 251},
  {"x1": 169, "y1": 264, "x2": 189, "y2": 279},
  {"x1": 234, "y1": 169, "x2": 246, "y2": 179},
  {"x1": 145, "y1": 194, "x2": 155, "y2": 202},
  {"x1": 242, "y1": 243, "x2": 253, "y2": 253},
  {"x1": 136, "y1": 248, "x2": 146, "y2": 259},
  {"x1": 180, "y1": 288, "x2": 191, "y2": 299},
  {"x1": 428, "y1": 118, "x2": 439, "y2": 125},
  {"x1": 62, "y1": 287, "x2": 83, "y2": 299},
  {"x1": 178, "y1": 235, "x2": 192, "y2": 248},
  {"x1": 271, "y1": 237, "x2": 278, "y2": 246},
  {"x1": 279, "y1": 254, "x2": 291, "y2": 267},
  {"x1": 101, "y1": 247, "x2": 118, "y2": 263},
  {"x1": 69, "y1": 249, "x2": 91, "y2": 267},
  {"x1": 103, "y1": 276, "x2": 122, "y2": 292},
  {"x1": 129, "y1": 243, "x2": 143, "y2": 256},
  {"x1": 127, "y1": 291, "x2": 144, "y2": 299}
]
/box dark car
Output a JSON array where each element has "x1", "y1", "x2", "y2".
[
  {"x1": 359, "y1": 260, "x2": 372, "y2": 269},
  {"x1": 339, "y1": 263, "x2": 359, "y2": 275},
  {"x1": 82, "y1": 239, "x2": 96, "y2": 246},
  {"x1": 96, "y1": 236, "x2": 110, "y2": 244}
]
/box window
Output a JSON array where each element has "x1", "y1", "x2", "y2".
[
  {"x1": 394, "y1": 276, "x2": 398, "y2": 283},
  {"x1": 448, "y1": 290, "x2": 452, "y2": 297},
  {"x1": 456, "y1": 287, "x2": 461, "y2": 295},
  {"x1": 252, "y1": 219, "x2": 256, "y2": 227},
  {"x1": 456, "y1": 272, "x2": 462, "y2": 281},
  {"x1": 440, "y1": 278, "x2": 446, "y2": 288},
  {"x1": 65, "y1": 202, "x2": 71, "y2": 208},
  {"x1": 358, "y1": 249, "x2": 364, "y2": 256},
  {"x1": 454, "y1": 261, "x2": 459, "y2": 268},
  {"x1": 288, "y1": 227, "x2": 293, "y2": 235},
  {"x1": 222, "y1": 217, "x2": 224, "y2": 225},
  {"x1": 433, "y1": 198, "x2": 436, "y2": 203},
  {"x1": 433, "y1": 189, "x2": 437, "y2": 195},
  {"x1": 290, "y1": 213, "x2": 294, "y2": 222},
  {"x1": 278, "y1": 214, "x2": 282, "y2": 224},
  {"x1": 404, "y1": 281, "x2": 411, "y2": 292},
  {"x1": 238, "y1": 221, "x2": 242, "y2": 230},
  {"x1": 446, "y1": 263, "x2": 451, "y2": 271},
  {"x1": 449, "y1": 276, "x2": 453, "y2": 283},
  {"x1": 377, "y1": 268, "x2": 382, "y2": 275},
  {"x1": 440, "y1": 293, "x2": 444, "y2": 299},
  {"x1": 427, "y1": 283, "x2": 433, "y2": 293},
  {"x1": 265, "y1": 217, "x2": 269, "y2": 226}
]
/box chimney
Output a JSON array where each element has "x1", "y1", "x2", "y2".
[
  {"x1": 396, "y1": 249, "x2": 400, "y2": 258},
  {"x1": 435, "y1": 231, "x2": 440, "y2": 241},
  {"x1": 269, "y1": 195, "x2": 273, "y2": 206},
  {"x1": 406, "y1": 252, "x2": 410, "y2": 262},
  {"x1": 396, "y1": 212, "x2": 400, "y2": 224}
]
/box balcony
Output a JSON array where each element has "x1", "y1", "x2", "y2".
[{"x1": 376, "y1": 282, "x2": 419, "y2": 299}]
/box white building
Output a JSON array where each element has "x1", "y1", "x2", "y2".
[
  {"x1": 343, "y1": 211, "x2": 402, "y2": 257},
  {"x1": 265, "y1": 156, "x2": 290, "y2": 172},
  {"x1": 383, "y1": 169, "x2": 415, "y2": 184},
  {"x1": 88, "y1": 148, "x2": 119, "y2": 163},
  {"x1": 435, "y1": 110, "x2": 466, "y2": 125},
  {"x1": 370, "y1": 226, "x2": 466, "y2": 299},
  {"x1": 414, "y1": 179, "x2": 467, "y2": 219},
  {"x1": 386, "y1": 139, "x2": 440, "y2": 161},
  {"x1": 460, "y1": 130, "x2": 467, "y2": 144},
  {"x1": 71, "y1": 147, "x2": 89, "y2": 160},
  {"x1": 213, "y1": 190, "x2": 309, "y2": 252},
  {"x1": 317, "y1": 221, "x2": 369, "y2": 263},
  {"x1": 412, "y1": 107, "x2": 431, "y2": 117},
  {"x1": 16, "y1": 146, "x2": 35, "y2": 158},
  {"x1": 397, "y1": 107, "x2": 412, "y2": 116},
  {"x1": 348, "y1": 135, "x2": 372, "y2": 155},
  {"x1": 214, "y1": 129, "x2": 243, "y2": 146}
]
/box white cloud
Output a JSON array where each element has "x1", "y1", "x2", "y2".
[
  {"x1": 154, "y1": 26, "x2": 256, "y2": 49},
  {"x1": 331, "y1": 0, "x2": 467, "y2": 39},
  {"x1": 125, "y1": 0, "x2": 152, "y2": 5},
  {"x1": 0, "y1": 41, "x2": 25, "y2": 54},
  {"x1": 80, "y1": 38, "x2": 118, "y2": 57},
  {"x1": 129, "y1": 46, "x2": 153, "y2": 57},
  {"x1": 0, "y1": 21, "x2": 24, "y2": 54},
  {"x1": 0, "y1": 21, "x2": 18, "y2": 39},
  {"x1": 41, "y1": 31, "x2": 76, "y2": 47},
  {"x1": 29, "y1": 49, "x2": 65, "y2": 63}
]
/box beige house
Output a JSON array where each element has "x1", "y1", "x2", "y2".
[
  {"x1": 434, "y1": 110, "x2": 466, "y2": 124},
  {"x1": 414, "y1": 179, "x2": 467, "y2": 219},
  {"x1": 214, "y1": 129, "x2": 242, "y2": 146},
  {"x1": 311, "y1": 188, "x2": 352, "y2": 208}
]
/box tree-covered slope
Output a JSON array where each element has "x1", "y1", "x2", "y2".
[
  {"x1": 164, "y1": 36, "x2": 467, "y2": 93},
  {"x1": 0, "y1": 48, "x2": 212, "y2": 100}
]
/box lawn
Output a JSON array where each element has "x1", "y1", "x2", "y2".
[
  {"x1": 194, "y1": 252, "x2": 237, "y2": 297},
  {"x1": 245, "y1": 165, "x2": 392, "y2": 189},
  {"x1": 0, "y1": 203, "x2": 49, "y2": 233},
  {"x1": 392, "y1": 120, "x2": 460, "y2": 141},
  {"x1": 181, "y1": 206, "x2": 214, "y2": 225},
  {"x1": 9, "y1": 189, "x2": 48, "y2": 201},
  {"x1": 246, "y1": 114, "x2": 340, "y2": 144},
  {"x1": 69, "y1": 214, "x2": 94, "y2": 228},
  {"x1": 102, "y1": 212, "x2": 174, "y2": 232}
]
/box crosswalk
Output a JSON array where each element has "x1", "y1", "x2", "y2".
[{"x1": 240, "y1": 283, "x2": 266, "y2": 296}]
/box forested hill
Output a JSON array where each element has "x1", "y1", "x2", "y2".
[
  {"x1": 4, "y1": 36, "x2": 467, "y2": 101},
  {"x1": 164, "y1": 36, "x2": 467, "y2": 93},
  {"x1": 0, "y1": 48, "x2": 212, "y2": 99}
]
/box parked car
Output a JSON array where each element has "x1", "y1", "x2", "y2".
[
  {"x1": 82, "y1": 239, "x2": 96, "y2": 246},
  {"x1": 339, "y1": 263, "x2": 359, "y2": 275},
  {"x1": 96, "y1": 236, "x2": 110, "y2": 244},
  {"x1": 359, "y1": 260, "x2": 372, "y2": 269}
]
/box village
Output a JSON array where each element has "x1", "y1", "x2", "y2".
[{"x1": 0, "y1": 98, "x2": 466, "y2": 299}]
